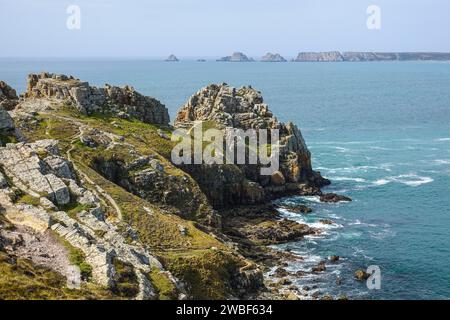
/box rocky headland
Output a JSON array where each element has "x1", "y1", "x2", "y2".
[
  {"x1": 294, "y1": 51, "x2": 450, "y2": 62},
  {"x1": 0, "y1": 73, "x2": 350, "y2": 300},
  {"x1": 217, "y1": 52, "x2": 255, "y2": 62}
]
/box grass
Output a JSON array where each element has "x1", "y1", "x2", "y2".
[
  {"x1": 0, "y1": 251, "x2": 112, "y2": 300},
  {"x1": 111, "y1": 258, "x2": 139, "y2": 298},
  {"x1": 15, "y1": 194, "x2": 42, "y2": 207},
  {"x1": 0, "y1": 133, "x2": 17, "y2": 146},
  {"x1": 56, "y1": 236, "x2": 93, "y2": 281},
  {"x1": 148, "y1": 267, "x2": 178, "y2": 300}
]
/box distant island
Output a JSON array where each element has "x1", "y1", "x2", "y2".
[
  {"x1": 261, "y1": 53, "x2": 287, "y2": 62},
  {"x1": 217, "y1": 52, "x2": 255, "y2": 62},
  {"x1": 165, "y1": 54, "x2": 179, "y2": 62},
  {"x1": 294, "y1": 51, "x2": 450, "y2": 62}
]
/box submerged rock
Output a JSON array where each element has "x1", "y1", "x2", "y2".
[
  {"x1": 320, "y1": 193, "x2": 352, "y2": 203},
  {"x1": 355, "y1": 269, "x2": 370, "y2": 281}
]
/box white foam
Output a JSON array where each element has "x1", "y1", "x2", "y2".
[
  {"x1": 373, "y1": 174, "x2": 433, "y2": 187},
  {"x1": 436, "y1": 138, "x2": 450, "y2": 142},
  {"x1": 432, "y1": 159, "x2": 450, "y2": 165},
  {"x1": 332, "y1": 176, "x2": 367, "y2": 183}
]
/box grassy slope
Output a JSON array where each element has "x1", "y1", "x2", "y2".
[{"x1": 15, "y1": 109, "x2": 250, "y2": 299}]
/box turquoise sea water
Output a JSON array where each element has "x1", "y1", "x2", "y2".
[{"x1": 1, "y1": 59, "x2": 450, "y2": 299}]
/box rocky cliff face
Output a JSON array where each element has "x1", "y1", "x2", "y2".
[
  {"x1": 25, "y1": 73, "x2": 170, "y2": 125},
  {"x1": 295, "y1": 51, "x2": 344, "y2": 62},
  {"x1": 1, "y1": 74, "x2": 265, "y2": 300},
  {"x1": 174, "y1": 83, "x2": 329, "y2": 208},
  {"x1": 295, "y1": 51, "x2": 450, "y2": 62}
]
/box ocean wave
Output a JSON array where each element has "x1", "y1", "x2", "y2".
[
  {"x1": 348, "y1": 219, "x2": 378, "y2": 227},
  {"x1": 373, "y1": 174, "x2": 434, "y2": 187},
  {"x1": 435, "y1": 138, "x2": 450, "y2": 142},
  {"x1": 317, "y1": 164, "x2": 392, "y2": 174},
  {"x1": 331, "y1": 176, "x2": 367, "y2": 183},
  {"x1": 431, "y1": 159, "x2": 450, "y2": 165}
]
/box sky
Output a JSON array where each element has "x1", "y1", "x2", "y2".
[{"x1": 1, "y1": 0, "x2": 449, "y2": 58}]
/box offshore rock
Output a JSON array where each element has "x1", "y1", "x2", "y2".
[
  {"x1": 217, "y1": 52, "x2": 255, "y2": 62},
  {"x1": 261, "y1": 53, "x2": 287, "y2": 62}
]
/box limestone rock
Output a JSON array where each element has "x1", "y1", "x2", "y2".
[{"x1": 0, "y1": 107, "x2": 15, "y2": 133}]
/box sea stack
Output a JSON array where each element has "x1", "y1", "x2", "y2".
[
  {"x1": 217, "y1": 52, "x2": 255, "y2": 62},
  {"x1": 261, "y1": 53, "x2": 287, "y2": 62},
  {"x1": 165, "y1": 54, "x2": 179, "y2": 62}
]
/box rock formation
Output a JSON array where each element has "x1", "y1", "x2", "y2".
[
  {"x1": 0, "y1": 81, "x2": 19, "y2": 111},
  {"x1": 217, "y1": 52, "x2": 255, "y2": 62},
  {"x1": 24, "y1": 72, "x2": 170, "y2": 125},
  {"x1": 174, "y1": 83, "x2": 329, "y2": 207},
  {"x1": 0, "y1": 107, "x2": 15, "y2": 134},
  {"x1": 165, "y1": 54, "x2": 179, "y2": 62},
  {"x1": 261, "y1": 53, "x2": 287, "y2": 62}
]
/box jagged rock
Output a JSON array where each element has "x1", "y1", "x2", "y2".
[
  {"x1": 24, "y1": 73, "x2": 170, "y2": 125},
  {"x1": 270, "y1": 171, "x2": 285, "y2": 186},
  {"x1": 0, "y1": 81, "x2": 19, "y2": 110},
  {"x1": 355, "y1": 269, "x2": 370, "y2": 281},
  {"x1": 0, "y1": 141, "x2": 70, "y2": 205},
  {"x1": 312, "y1": 261, "x2": 327, "y2": 273},
  {"x1": 0, "y1": 172, "x2": 8, "y2": 188},
  {"x1": 44, "y1": 155, "x2": 75, "y2": 179},
  {"x1": 276, "y1": 204, "x2": 312, "y2": 214},
  {"x1": 174, "y1": 83, "x2": 329, "y2": 207},
  {"x1": 320, "y1": 219, "x2": 334, "y2": 225},
  {"x1": 217, "y1": 52, "x2": 255, "y2": 62},
  {"x1": 165, "y1": 54, "x2": 179, "y2": 62},
  {"x1": 261, "y1": 53, "x2": 287, "y2": 62},
  {"x1": 0, "y1": 107, "x2": 15, "y2": 133},
  {"x1": 329, "y1": 255, "x2": 340, "y2": 262}
]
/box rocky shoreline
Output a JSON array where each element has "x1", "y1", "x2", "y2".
[{"x1": 0, "y1": 73, "x2": 352, "y2": 300}]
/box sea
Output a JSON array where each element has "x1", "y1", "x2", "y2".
[{"x1": 1, "y1": 58, "x2": 449, "y2": 300}]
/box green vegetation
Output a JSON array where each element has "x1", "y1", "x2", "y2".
[
  {"x1": 0, "y1": 133, "x2": 17, "y2": 146},
  {"x1": 148, "y1": 267, "x2": 178, "y2": 300},
  {"x1": 56, "y1": 236, "x2": 93, "y2": 281},
  {"x1": 111, "y1": 258, "x2": 139, "y2": 298},
  {"x1": 15, "y1": 194, "x2": 41, "y2": 207},
  {"x1": 0, "y1": 251, "x2": 112, "y2": 300}
]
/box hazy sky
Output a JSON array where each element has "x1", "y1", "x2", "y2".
[{"x1": 1, "y1": 0, "x2": 449, "y2": 58}]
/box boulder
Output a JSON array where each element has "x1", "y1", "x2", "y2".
[
  {"x1": 0, "y1": 81, "x2": 19, "y2": 110},
  {"x1": 355, "y1": 269, "x2": 370, "y2": 281},
  {"x1": 270, "y1": 171, "x2": 285, "y2": 186},
  {"x1": 0, "y1": 108, "x2": 14, "y2": 132}
]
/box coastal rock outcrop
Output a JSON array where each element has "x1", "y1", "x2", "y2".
[
  {"x1": 165, "y1": 54, "x2": 179, "y2": 62},
  {"x1": 261, "y1": 53, "x2": 287, "y2": 62},
  {"x1": 217, "y1": 52, "x2": 255, "y2": 62},
  {"x1": 174, "y1": 83, "x2": 329, "y2": 207},
  {"x1": 24, "y1": 73, "x2": 170, "y2": 125},
  {"x1": 0, "y1": 81, "x2": 19, "y2": 111},
  {"x1": 0, "y1": 108, "x2": 15, "y2": 134}
]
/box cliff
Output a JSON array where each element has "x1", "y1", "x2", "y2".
[{"x1": 295, "y1": 51, "x2": 450, "y2": 62}]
